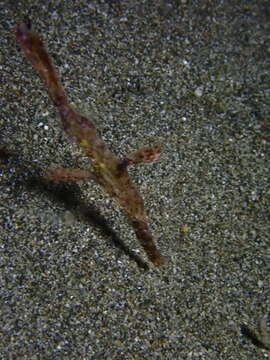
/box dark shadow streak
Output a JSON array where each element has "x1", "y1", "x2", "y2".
[
  {"x1": 1, "y1": 148, "x2": 149, "y2": 269},
  {"x1": 25, "y1": 174, "x2": 149, "y2": 270},
  {"x1": 240, "y1": 324, "x2": 270, "y2": 351}
]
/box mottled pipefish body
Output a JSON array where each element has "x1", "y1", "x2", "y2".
[{"x1": 15, "y1": 23, "x2": 167, "y2": 266}]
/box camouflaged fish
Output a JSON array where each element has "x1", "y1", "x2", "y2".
[{"x1": 15, "y1": 23, "x2": 167, "y2": 266}]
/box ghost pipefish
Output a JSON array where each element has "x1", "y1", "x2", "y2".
[{"x1": 15, "y1": 23, "x2": 168, "y2": 266}]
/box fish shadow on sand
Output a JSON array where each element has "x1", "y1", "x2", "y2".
[
  {"x1": 3, "y1": 151, "x2": 149, "y2": 270},
  {"x1": 27, "y1": 174, "x2": 150, "y2": 270}
]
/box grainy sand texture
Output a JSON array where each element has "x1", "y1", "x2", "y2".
[{"x1": 1, "y1": 1, "x2": 269, "y2": 359}]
